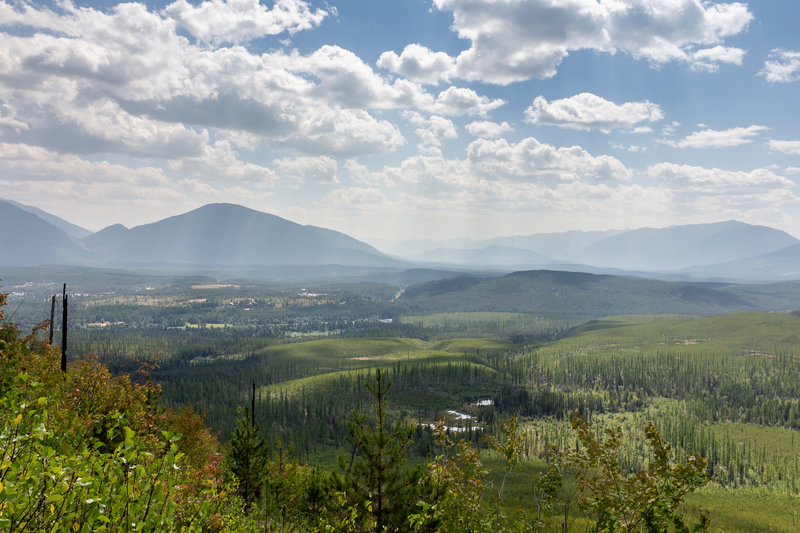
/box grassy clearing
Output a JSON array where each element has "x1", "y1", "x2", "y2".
[
  {"x1": 176, "y1": 322, "x2": 238, "y2": 329},
  {"x1": 431, "y1": 337, "x2": 515, "y2": 355},
  {"x1": 485, "y1": 455, "x2": 800, "y2": 532},
  {"x1": 401, "y1": 312, "x2": 541, "y2": 326},
  {"x1": 260, "y1": 359, "x2": 496, "y2": 398},
  {"x1": 541, "y1": 312, "x2": 800, "y2": 360},
  {"x1": 399, "y1": 311, "x2": 565, "y2": 338},
  {"x1": 685, "y1": 486, "x2": 800, "y2": 532}
]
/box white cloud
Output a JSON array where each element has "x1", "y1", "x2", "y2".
[
  {"x1": 668, "y1": 125, "x2": 768, "y2": 149},
  {"x1": 465, "y1": 121, "x2": 512, "y2": 138},
  {"x1": 661, "y1": 121, "x2": 681, "y2": 136},
  {"x1": 690, "y1": 46, "x2": 745, "y2": 71},
  {"x1": 376, "y1": 44, "x2": 456, "y2": 85},
  {"x1": 164, "y1": 0, "x2": 329, "y2": 44},
  {"x1": 0, "y1": 141, "x2": 273, "y2": 229},
  {"x1": 525, "y1": 93, "x2": 663, "y2": 132},
  {"x1": 769, "y1": 140, "x2": 800, "y2": 155},
  {"x1": 319, "y1": 186, "x2": 387, "y2": 207},
  {"x1": 467, "y1": 137, "x2": 632, "y2": 183},
  {"x1": 274, "y1": 155, "x2": 338, "y2": 185},
  {"x1": 0, "y1": 4, "x2": 411, "y2": 160},
  {"x1": 0, "y1": 104, "x2": 28, "y2": 132},
  {"x1": 644, "y1": 163, "x2": 798, "y2": 224},
  {"x1": 432, "y1": 86, "x2": 505, "y2": 116},
  {"x1": 760, "y1": 49, "x2": 800, "y2": 83},
  {"x1": 611, "y1": 142, "x2": 646, "y2": 152},
  {"x1": 429, "y1": 0, "x2": 752, "y2": 84},
  {"x1": 650, "y1": 162, "x2": 794, "y2": 192},
  {"x1": 170, "y1": 140, "x2": 278, "y2": 184},
  {"x1": 402, "y1": 111, "x2": 457, "y2": 147},
  {"x1": 299, "y1": 45, "x2": 434, "y2": 110}
]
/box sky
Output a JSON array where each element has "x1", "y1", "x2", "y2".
[{"x1": 1, "y1": 0, "x2": 800, "y2": 246}]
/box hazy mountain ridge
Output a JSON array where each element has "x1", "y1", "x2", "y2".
[
  {"x1": 413, "y1": 245, "x2": 555, "y2": 267},
  {"x1": 0, "y1": 201, "x2": 92, "y2": 266},
  {"x1": 1, "y1": 198, "x2": 92, "y2": 239},
  {"x1": 400, "y1": 221, "x2": 799, "y2": 279},
  {"x1": 1, "y1": 201, "x2": 799, "y2": 281},
  {"x1": 84, "y1": 203, "x2": 399, "y2": 268},
  {"x1": 566, "y1": 221, "x2": 799, "y2": 271}
]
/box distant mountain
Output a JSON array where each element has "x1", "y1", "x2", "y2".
[
  {"x1": 388, "y1": 221, "x2": 798, "y2": 278},
  {"x1": 1, "y1": 198, "x2": 92, "y2": 239},
  {"x1": 0, "y1": 200, "x2": 91, "y2": 266},
  {"x1": 483, "y1": 229, "x2": 624, "y2": 258},
  {"x1": 564, "y1": 221, "x2": 798, "y2": 271},
  {"x1": 398, "y1": 269, "x2": 800, "y2": 319},
  {"x1": 415, "y1": 245, "x2": 554, "y2": 267},
  {"x1": 84, "y1": 203, "x2": 400, "y2": 268},
  {"x1": 3, "y1": 200, "x2": 799, "y2": 281},
  {"x1": 378, "y1": 229, "x2": 622, "y2": 258},
  {"x1": 681, "y1": 243, "x2": 800, "y2": 281}
]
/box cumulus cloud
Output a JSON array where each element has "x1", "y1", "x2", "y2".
[
  {"x1": 643, "y1": 162, "x2": 798, "y2": 224},
  {"x1": 525, "y1": 93, "x2": 663, "y2": 132},
  {"x1": 0, "y1": 141, "x2": 274, "y2": 228},
  {"x1": 428, "y1": 0, "x2": 752, "y2": 84},
  {"x1": 667, "y1": 125, "x2": 768, "y2": 149},
  {"x1": 274, "y1": 155, "x2": 338, "y2": 185},
  {"x1": 298, "y1": 45, "x2": 434, "y2": 110},
  {"x1": 0, "y1": 3, "x2": 414, "y2": 161},
  {"x1": 377, "y1": 44, "x2": 456, "y2": 85},
  {"x1": 769, "y1": 140, "x2": 800, "y2": 155},
  {"x1": 467, "y1": 137, "x2": 632, "y2": 183},
  {"x1": 170, "y1": 140, "x2": 278, "y2": 184},
  {"x1": 432, "y1": 86, "x2": 504, "y2": 116},
  {"x1": 465, "y1": 121, "x2": 513, "y2": 138},
  {"x1": 0, "y1": 142, "x2": 171, "y2": 187},
  {"x1": 650, "y1": 162, "x2": 794, "y2": 192},
  {"x1": 164, "y1": 0, "x2": 329, "y2": 44},
  {"x1": 690, "y1": 46, "x2": 745, "y2": 71},
  {"x1": 760, "y1": 49, "x2": 800, "y2": 83},
  {"x1": 402, "y1": 111, "x2": 458, "y2": 147},
  {"x1": 0, "y1": 104, "x2": 28, "y2": 133}
]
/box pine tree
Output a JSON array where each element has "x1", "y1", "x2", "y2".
[
  {"x1": 338, "y1": 368, "x2": 424, "y2": 532},
  {"x1": 228, "y1": 407, "x2": 268, "y2": 507}
]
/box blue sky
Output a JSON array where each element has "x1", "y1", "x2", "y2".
[{"x1": 1, "y1": 0, "x2": 799, "y2": 247}]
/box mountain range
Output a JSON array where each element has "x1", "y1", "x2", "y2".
[{"x1": 1, "y1": 198, "x2": 798, "y2": 281}]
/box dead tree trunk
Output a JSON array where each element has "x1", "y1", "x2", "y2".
[
  {"x1": 48, "y1": 294, "x2": 55, "y2": 345},
  {"x1": 61, "y1": 284, "x2": 68, "y2": 373}
]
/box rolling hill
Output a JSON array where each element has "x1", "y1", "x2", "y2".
[{"x1": 398, "y1": 269, "x2": 800, "y2": 319}]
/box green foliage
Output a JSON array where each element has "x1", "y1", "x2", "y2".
[
  {"x1": 226, "y1": 408, "x2": 268, "y2": 507},
  {"x1": 545, "y1": 413, "x2": 710, "y2": 532},
  {"x1": 485, "y1": 416, "x2": 525, "y2": 502},
  {"x1": 0, "y1": 289, "x2": 251, "y2": 532},
  {"x1": 336, "y1": 369, "x2": 426, "y2": 532},
  {"x1": 410, "y1": 419, "x2": 494, "y2": 533}
]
